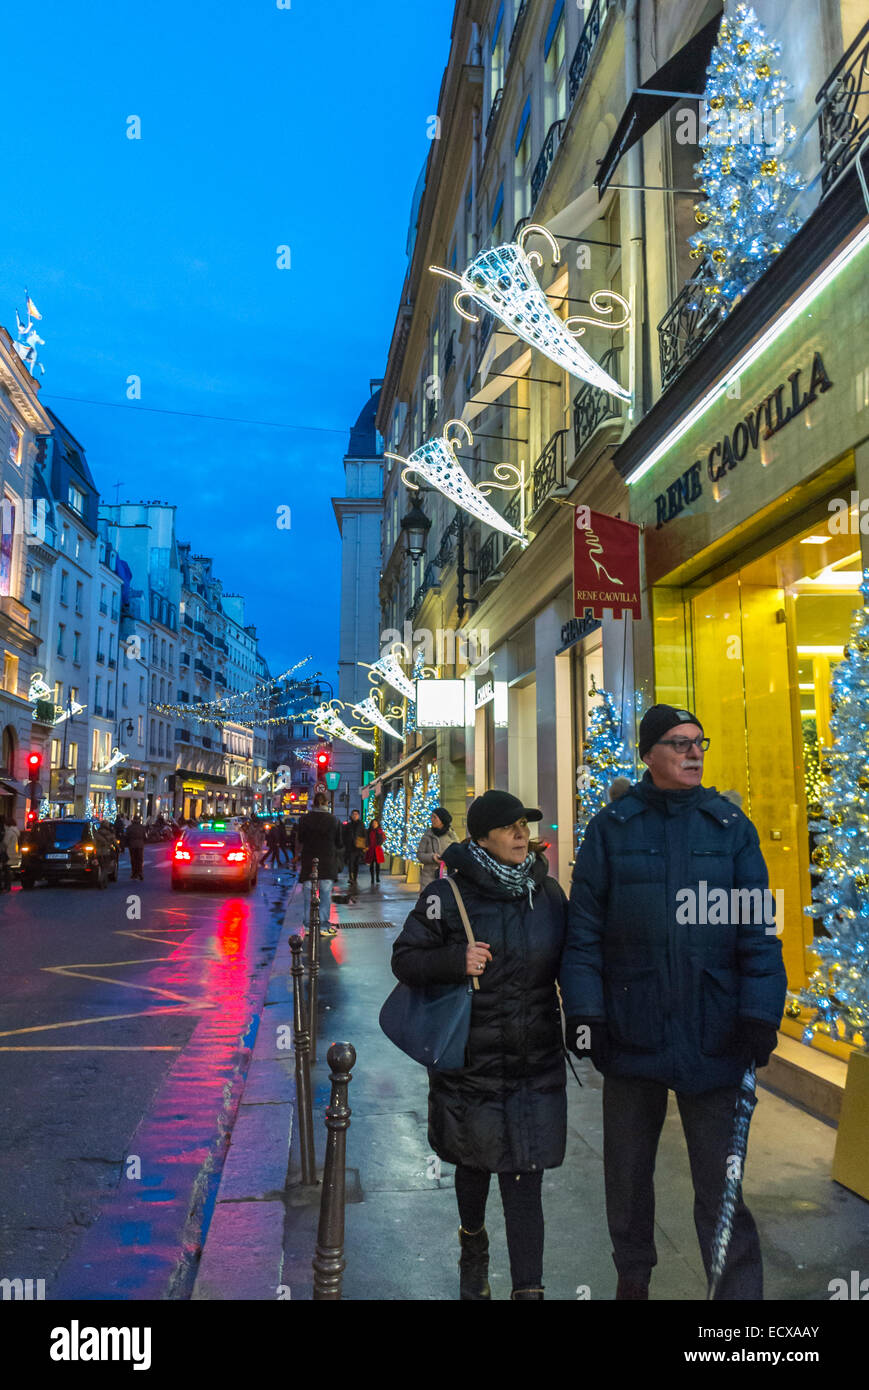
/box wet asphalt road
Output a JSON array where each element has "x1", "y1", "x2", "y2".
[{"x1": 0, "y1": 843, "x2": 289, "y2": 1299}]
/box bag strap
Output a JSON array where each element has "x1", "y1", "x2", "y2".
[{"x1": 444, "y1": 875, "x2": 480, "y2": 993}]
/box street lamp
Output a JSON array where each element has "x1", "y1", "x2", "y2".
[
  {"x1": 400, "y1": 498, "x2": 432, "y2": 561},
  {"x1": 116, "y1": 718, "x2": 134, "y2": 745}
]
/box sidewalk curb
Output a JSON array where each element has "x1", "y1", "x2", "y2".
[{"x1": 191, "y1": 880, "x2": 303, "y2": 1301}]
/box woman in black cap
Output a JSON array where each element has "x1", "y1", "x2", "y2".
[
  {"x1": 391, "y1": 789, "x2": 568, "y2": 1300},
  {"x1": 416, "y1": 806, "x2": 459, "y2": 888}
]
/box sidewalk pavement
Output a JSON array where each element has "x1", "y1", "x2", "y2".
[{"x1": 195, "y1": 871, "x2": 869, "y2": 1301}]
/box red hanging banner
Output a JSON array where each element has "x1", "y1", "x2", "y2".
[{"x1": 573, "y1": 507, "x2": 642, "y2": 620}]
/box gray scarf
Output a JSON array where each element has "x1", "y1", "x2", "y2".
[{"x1": 468, "y1": 840, "x2": 536, "y2": 906}]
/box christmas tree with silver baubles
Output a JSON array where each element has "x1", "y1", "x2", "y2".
[
  {"x1": 788, "y1": 572, "x2": 869, "y2": 1050},
  {"x1": 689, "y1": 3, "x2": 804, "y2": 311},
  {"x1": 381, "y1": 785, "x2": 405, "y2": 857},
  {"x1": 575, "y1": 677, "x2": 636, "y2": 847}
]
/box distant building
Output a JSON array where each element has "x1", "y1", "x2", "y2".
[{"x1": 331, "y1": 381, "x2": 384, "y2": 818}]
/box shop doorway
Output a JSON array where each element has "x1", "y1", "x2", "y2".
[{"x1": 657, "y1": 512, "x2": 864, "y2": 1004}]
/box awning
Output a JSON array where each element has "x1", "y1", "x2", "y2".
[
  {"x1": 0, "y1": 778, "x2": 21, "y2": 797},
  {"x1": 379, "y1": 738, "x2": 437, "y2": 785},
  {"x1": 595, "y1": 10, "x2": 723, "y2": 196}
]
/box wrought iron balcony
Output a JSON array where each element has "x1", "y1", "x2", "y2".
[
  {"x1": 573, "y1": 348, "x2": 625, "y2": 454},
  {"x1": 531, "y1": 120, "x2": 564, "y2": 207},
  {"x1": 426, "y1": 397, "x2": 438, "y2": 433},
  {"x1": 194, "y1": 660, "x2": 212, "y2": 679},
  {"x1": 508, "y1": 0, "x2": 529, "y2": 56},
  {"x1": 530, "y1": 429, "x2": 570, "y2": 513},
  {"x1": 433, "y1": 515, "x2": 459, "y2": 568},
  {"x1": 176, "y1": 729, "x2": 191, "y2": 743},
  {"x1": 486, "y1": 87, "x2": 504, "y2": 143},
  {"x1": 512, "y1": 215, "x2": 531, "y2": 243},
  {"x1": 477, "y1": 532, "x2": 504, "y2": 588},
  {"x1": 405, "y1": 562, "x2": 441, "y2": 626},
  {"x1": 568, "y1": 0, "x2": 611, "y2": 107},
  {"x1": 443, "y1": 331, "x2": 455, "y2": 378},
  {"x1": 816, "y1": 18, "x2": 869, "y2": 195},
  {"x1": 657, "y1": 266, "x2": 727, "y2": 391}
]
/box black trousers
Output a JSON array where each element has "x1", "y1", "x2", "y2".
[
  {"x1": 347, "y1": 850, "x2": 362, "y2": 883},
  {"x1": 455, "y1": 1164, "x2": 545, "y2": 1290},
  {"x1": 369, "y1": 860, "x2": 380, "y2": 883},
  {"x1": 602, "y1": 1074, "x2": 763, "y2": 1299},
  {"x1": 129, "y1": 847, "x2": 144, "y2": 878}
]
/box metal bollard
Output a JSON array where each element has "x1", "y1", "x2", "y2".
[
  {"x1": 312, "y1": 1042, "x2": 356, "y2": 1300},
  {"x1": 308, "y1": 857, "x2": 321, "y2": 1063},
  {"x1": 289, "y1": 934, "x2": 316, "y2": 1186}
]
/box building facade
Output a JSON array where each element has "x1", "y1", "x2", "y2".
[{"x1": 374, "y1": 0, "x2": 869, "y2": 1087}]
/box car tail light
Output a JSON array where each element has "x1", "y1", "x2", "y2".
[
  {"x1": 174, "y1": 848, "x2": 193, "y2": 861},
  {"x1": 225, "y1": 850, "x2": 246, "y2": 863},
  {"x1": 69, "y1": 842, "x2": 94, "y2": 854}
]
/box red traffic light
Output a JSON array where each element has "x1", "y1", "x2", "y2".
[
  {"x1": 25, "y1": 808, "x2": 38, "y2": 825},
  {"x1": 27, "y1": 752, "x2": 41, "y2": 775},
  {"x1": 316, "y1": 753, "x2": 329, "y2": 768}
]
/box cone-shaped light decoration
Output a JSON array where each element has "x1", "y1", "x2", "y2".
[
  {"x1": 352, "y1": 695, "x2": 404, "y2": 743},
  {"x1": 431, "y1": 224, "x2": 631, "y2": 399},
  {"x1": 306, "y1": 703, "x2": 375, "y2": 752},
  {"x1": 386, "y1": 421, "x2": 525, "y2": 544},
  {"x1": 367, "y1": 654, "x2": 417, "y2": 702}
]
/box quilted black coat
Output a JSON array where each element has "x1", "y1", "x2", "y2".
[{"x1": 391, "y1": 842, "x2": 568, "y2": 1173}]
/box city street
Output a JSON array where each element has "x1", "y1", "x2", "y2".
[{"x1": 0, "y1": 846, "x2": 289, "y2": 1298}]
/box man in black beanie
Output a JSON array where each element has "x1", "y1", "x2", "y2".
[{"x1": 561, "y1": 704, "x2": 786, "y2": 1301}]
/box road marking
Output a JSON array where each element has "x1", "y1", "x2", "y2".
[
  {"x1": 43, "y1": 959, "x2": 204, "y2": 1004},
  {"x1": 0, "y1": 1045, "x2": 182, "y2": 1051},
  {"x1": 0, "y1": 1007, "x2": 195, "y2": 1038}
]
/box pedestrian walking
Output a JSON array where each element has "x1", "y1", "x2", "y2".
[
  {"x1": 125, "y1": 815, "x2": 146, "y2": 881},
  {"x1": 365, "y1": 818, "x2": 386, "y2": 887},
  {"x1": 561, "y1": 705, "x2": 787, "y2": 1301},
  {"x1": 391, "y1": 790, "x2": 568, "y2": 1301},
  {"x1": 113, "y1": 813, "x2": 126, "y2": 856},
  {"x1": 416, "y1": 806, "x2": 459, "y2": 888},
  {"x1": 277, "y1": 819, "x2": 292, "y2": 867},
  {"x1": 263, "y1": 820, "x2": 284, "y2": 869},
  {"x1": 0, "y1": 815, "x2": 18, "y2": 891},
  {"x1": 297, "y1": 793, "x2": 343, "y2": 936},
  {"x1": 342, "y1": 809, "x2": 366, "y2": 892}
]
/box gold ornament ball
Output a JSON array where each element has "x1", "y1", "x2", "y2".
[
  {"x1": 807, "y1": 801, "x2": 824, "y2": 817},
  {"x1": 856, "y1": 639, "x2": 869, "y2": 653},
  {"x1": 695, "y1": 209, "x2": 710, "y2": 225},
  {"x1": 712, "y1": 249, "x2": 727, "y2": 263},
  {"x1": 717, "y1": 62, "x2": 727, "y2": 72},
  {"x1": 857, "y1": 776, "x2": 869, "y2": 790},
  {"x1": 737, "y1": 41, "x2": 751, "y2": 56},
  {"x1": 827, "y1": 809, "x2": 844, "y2": 827},
  {"x1": 812, "y1": 845, "x2": 831, "y2": 868},
  {"x1": 755, "y1": 63, "x2": 771, "y2": 78},
  {"x1": 737, "y1": 98, "x2": 754, "y2": 111},
  {"x1": 731, "y1": 199, "x2": 741, "y2": 212},
  {"x1": 710, "y1": 96, "x2": 725, "y2": 110},
  {"x1": 855, "y1": 874, "x2": 869, "y2": 893},
  {"x1": 761, "y1": 159, "x2": 779, "y2": 176},
  {"x1": 785, "y1": 1000, "x2": 801, "y2": 1018},
  {"x1": 690, "y1": 247, "x2": 705, "y2": 260}
]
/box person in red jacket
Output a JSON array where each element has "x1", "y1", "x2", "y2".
[{"x1": 365, "y1": 818, "x2": 386, "y2": 887}]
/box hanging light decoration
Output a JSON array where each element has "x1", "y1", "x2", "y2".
[
  {"x1": 430, "y1": 224, "x2": 631, "y2": 398},
  {"x1": 363, "y1": 654, "x2": 416, "y2": 702},
  {"x1": 352, "y1": 695, "x2": 404, "y2": 743},
  {"x1": 386, "y1": 420, "x2": 525, "y2": 544},
  {"x1": 305, "y1": 702, "x2": 375, "y2": 752}
]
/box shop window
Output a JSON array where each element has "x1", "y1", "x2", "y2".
[
  {"x1": 653, "y1": 504, "x2": 865, "y2": 1021},
  {"x1": 2, "y1": 651, "x2": 18, "y2": 695}
]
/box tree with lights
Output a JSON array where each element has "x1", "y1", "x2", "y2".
[
  {"x1": 575, "y1": 678, "x2": 636, "y2": 847},
  {"x1": 381, "y1": 785, "x2": 406, "y2": 858},
  {"x1": 689, "y1": 3, "x2": 803, "y2": 311},
  {"x1": 788, "y1": 574, "x2": 869, "y2": 1050},
  {"x1": 403, "y1": 773, "x2": 428, "y2": 861}
]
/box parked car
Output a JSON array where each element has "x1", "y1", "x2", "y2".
[
  {"x1": 171, "y1": 828, "x2": 258, "y2": 893},
  {"x1": 20, "y1": 819, "x2": 119, "y2": 890}
]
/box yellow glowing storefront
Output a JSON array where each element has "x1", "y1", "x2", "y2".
[{"x1": 625, "y1": 225, "x2": 869, "y2": 1074}]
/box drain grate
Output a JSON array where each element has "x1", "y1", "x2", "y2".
[{"x1": 336, "y1": 920, "x2": 396, "y2": 929}]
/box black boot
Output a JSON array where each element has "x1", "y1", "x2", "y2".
[
  {"x1": 616, "y1": 1276, "x2": 649, "y2": 1300},
  {"x1": 458, "y1": 1226, "x2": 491, "y2": 1301},
  {"x1": 510, "y1": 1287, "x2": 544, "y2": 1300}
]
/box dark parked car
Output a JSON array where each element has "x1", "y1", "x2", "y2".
[{"x1": 20, "y1": 819, "x2": 119, "y2": 890}]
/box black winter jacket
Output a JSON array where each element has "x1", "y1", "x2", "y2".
[
  {"x1": 561, "y1": 774, "x2": 787, "y2": 1093},
  {"x1": 297, "y1": 810, "x2": 343, "y2": 882},
  {"x1": 391, "y1": 842, "x2": 568, "y2": 1173}
]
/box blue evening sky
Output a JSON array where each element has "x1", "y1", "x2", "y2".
[{"x1": 0, "y1": 0, "x2": 456, "y2": 684}]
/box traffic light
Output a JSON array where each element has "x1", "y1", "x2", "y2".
[
  {"x1": 27, "y1": 752, "x2": 42, "y2": 777},
  {"x1": 25, "y1": 808, "x2": 38, "y2": 826},
  {"x1": 316, "y1": 751, "x2": 330, "y2": 774}
]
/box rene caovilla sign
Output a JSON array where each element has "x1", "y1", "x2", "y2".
[{"x1": 654, "y1": 351, "x2": 833, "y2": 528}]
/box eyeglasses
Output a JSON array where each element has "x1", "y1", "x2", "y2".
[{"x1": 657, "y1": 736, "x2": 710, "y2": 753}]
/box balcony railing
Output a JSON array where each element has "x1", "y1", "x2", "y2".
[
  {"x1": 202, "y1": 736, "x2": 212, "y2": 749},
  {"x1": 508, "y1": 0, "x2": 529, "y2": 55},
  {"x1": 443, "y1": 331, "x2": 455, "y2": 378},
  {"x1": 405, "y1": 562, "x2": 441, "y2": 626},
  {"x1": 531, "y1": 120, "x2": 564, "y2": 207},
  {"x1": 512, "y1": 215, "x2": 531, "y2": 243},
  {"x1": 816, "y1": 18, "x2": 869, "y2": 194},
  {"x1": 568, "y1": 0, "x2": 611, "y2": 106},
  {"x1": 530, "y1": 429, "x2": 570, "y2": 511},
  {"x1": 477, "y1": 532, "x2": 503, "y2": 587},
  {"x1": 657, "y1": 266, "x2": 727, "y2": 390},
  {"x1": 194, "y1": 661, "x2": 212, "y2": 679},
  {"x1": 426, "y1": 397, "x2": 438, "y2": 432},
  {"x1": 176, "y1": 729, "x2": 191, "y2": 743},
  {"x1": 486, "y1": 87, "x2": 504, "y2": 143},
  {"x1": 573, "y1": 347, "x2": 625, "y2": 453}
]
